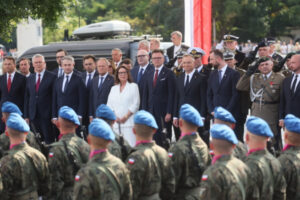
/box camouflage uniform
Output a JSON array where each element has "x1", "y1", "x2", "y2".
[
  {"x1": 73, "y1": 151, "x2": 132, "y2": 200},
  {"x1": 233, "y1": 141, "x2": 248, "y2": 161},
  {"x1": 199, "y1": 155, "x2": 253, "y2": 199},
  {"x1": 108, "y1": 132, "x2": 131, "y2": 161},
  {"x1": 278, "y1": 146, "x2": 300, "y2": 200},
  {"x1": 245, "y1": 149, "x2": 286, "y2": 199},
  {"x1": 0, "y1": 131, "x2": 40, "y2": 158},
  {"x1": 168, "y1": 133, "x2": 211, "y2": 199},
  {"x1": 47, "y1": 133, "x2": 90, "y2": 200},
  {"x1": 126, "y1": 141, "x2": 175, "y2": 200},
  {"x1": 0, "y1": 143, "x2": 49, "y2": 200},
  {"x1": 236, "y1": 72, "x2": 285, "y2": 149}
]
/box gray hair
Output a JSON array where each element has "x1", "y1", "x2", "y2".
[
  {"x1": 97, "y1": 57, "x2": 110, "y2": 66},
  {"x1": 112, "y1": 48, "x2": 122, "y2": 54},
  {"x1": 61, "y1": 55, "x2": 75, "y2": 64},
  {"x1": 32, "y1": 54, "x2": 45, "y2": 62},
  {"x1": 171, "y1": 31, "x2": 182, "y2": 38},
  {"x1": 138, "y1": 40, "x2": 150, "y2": 49}
]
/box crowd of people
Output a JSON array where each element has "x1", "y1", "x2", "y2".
[{"x1": 0, "y1": 30, "x2": 299, "y2": 199}]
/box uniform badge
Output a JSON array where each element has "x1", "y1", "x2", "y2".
[
  {"x1": 168, "y1": 152, "x2": 173, "y2": 158},
  {"x1": 128, "y1": 158, "x2": 135, "y2": 165},
  {"x1": 75, "y1": 175, "x2": 80, "y2": 181},
  {"x1": 202, "y1": 174, "x2": 208, "y2": 181},
  {"x1": 49, "y1": 152, "x2": 54, "y2": 158}
]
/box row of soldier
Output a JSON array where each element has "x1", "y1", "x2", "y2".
[{"x1": 0, "y1": 100, "x2": 299, "y2": 199}]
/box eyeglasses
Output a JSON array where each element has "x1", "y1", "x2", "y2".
[
  {"x1": 152, "y1": 57, "x2": 163, "y2": 60},
  {"x1": 118, "y1": 72, "x2": 127, "y2": 75},
  {"x1": 137, "y1": 55, "x2": 147, "y2": 58}
]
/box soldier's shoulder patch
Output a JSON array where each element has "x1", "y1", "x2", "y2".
[
  {"x1": 202, "y1": 174, "x2": 208, "y2": 181},
  {"x1": 75, "y1": 175, "x2": 80, "y2": 181},
  {"x1": 49, "y1": 152, "x2": 54, "y2": 158},
  {"x1": 128, "y1": 158, "x2": 135, "y2": 165},
  {"x1": 168, "y1": 152, "x2": 173, "y2": 158}
]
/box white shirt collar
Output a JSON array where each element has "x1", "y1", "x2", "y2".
[
  {"x1": 64, "y1": 71, "x2": 73, "y2": 79},
  {"x1": 186, "y1": 69, "x2": 196, "y2": 78},
  {"x1": 154, "y1": 65, "x2": 164, "y2": 73},
  {"x1": 263, "y1": 71, "x2": 272, "y2": 79},
  {"x1": 140, "y1": 62, "x2": 149, "y2": 70},
  {"x1": 99, "y1": 72, "x2": 108, "y2": 79},
  {"x1": 7, "y1": 71, "x2": 16, "y2": 79},
  {"x1": 197, "y1": 65, "x2": 204, "y2": 72},
  {"x1": 35, "y1": 69, "x2": 46, "y2": 81},
  {"x1": 86, "y1": 70, "x2": 96, "y2": 77}
]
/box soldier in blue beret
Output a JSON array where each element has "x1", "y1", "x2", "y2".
[
  {"x1": 0, "y1": 113, "x2": 50, "y2": 199},
  {"x1": 73, "y1": 118, "x2": 132, "y2": 199},
  {"x1": 278, "y1": 114, "x2": 300, "y2": 199},
  {"x1": 126, "y1": 110, "x2": 175, "y2": 199},
  {"x1": 0, "y1": 102, "x2": 40, "y2": 156},
  {"x1": 199, "y1": 124, "x2": 253, "y2": 199},
  {"x1": 47, "y1": 106, "x2": 90, "y2": 200},
  {"x1": 168, "y1": 104, "x2": 210, "y2": 199},
  {"x1": 244, "y1": 116, "x2": 286, "y2": 199},
  {"x1": 213, "y1": 106, "x2": 247, "y2": 160},
  {"x1": 95, "y1": 104, "x2": 131, "y2": 161}
]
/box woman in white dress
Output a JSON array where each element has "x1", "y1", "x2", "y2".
[{"x1": 107, "y1": 65, "x2": 140, "y2": 146}]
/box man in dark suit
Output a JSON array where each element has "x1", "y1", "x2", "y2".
[
  {"x1": 142, "y1": 49, "x2": 176, "y2": 148},
  {"x1": 166, "y1": 31, "x2": 189, "y2": 68},
  {"x1": 131, "y1": 49, "x2": 154, "y2": 107},
  {"x1": 0, "y1": 56, "x2": 26, "y2": 133},
  {"x1": 280, "y1": 54, "x2": 300, "y2": 126},
  {"x1": 223, "y1": 34, "x2": 245, "y2": 67},
  {"x1": 18, "y1": 57, "x2": 31, "y2": 78},
  {"x1": 207, "y1": 50, "x2": 240, "y2": 123},
  {"x1": 89, "y1": 58, "x2": 114, "y2": 120},
  {"x1": 53, "y1": 49, "x2": 81, "y2": 77},
  {"x1": 52, "y1": 56, "x2": 87, "y2": 131},
  {"x1": 173, "y1": 54, "x2": 207, "y2": 142},
  {"x1": 24, "y1": 54, "x2": 56, "y2": 144}
]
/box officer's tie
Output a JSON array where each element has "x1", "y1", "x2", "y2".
[
  {"x1": 137, "y1": 68, "x2": 144, "y2": 83},
  {"x1": 63, "y1": 75, "x2": 69, "y2": 93},
  {"x1": 291, "y1": 74, "x2": 298, "y2": 93},
  {"x1": 98, "y1": 76, "x2": 104, "y2": 90},
  {"x1": 185, "y1": 74, "x2": 190, "y2": 90}
]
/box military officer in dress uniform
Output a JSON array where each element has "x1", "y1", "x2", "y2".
[
  {"x1": 172, "y1": 51, "x2": 185, "y2": 77},
  {"x1": 278, "y1": 114, "x2": 300, "y2": 199},
  {"x1": 267, "y1": 37, "x2": 283, "y2": 62},
  {"x1": 236, "y1": 57, "x2": 285, "y2": 152},
  {"x1": 223, "y1": 34, "x2": 245, "y2": 67}
]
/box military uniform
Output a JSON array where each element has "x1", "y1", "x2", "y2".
[
  {"x1": 233, "y1": 141, "x2": 248, "y2": 160},
  {"x1": 126, "y1": 142, "x2": 175, "y2": 200},
  {"x1": 168, "y1": 133, "x2": 210, "y2": 199},
  {"x1": 236, "y1": 72, "x2": 285, "y2": 148},
  {"x1": 245, "y1": 149, "x2": 286, "y2": 199},
  {"x1": 199, "y1": 155, "x2": 253, "y2": 199},
  {"x1": 0, "y1": 131, "x2": 40, "y2": 158},
  {"x1": 0, "y1": 143, "x2": 49, "y2": 199},
  {"x1": 74, "y1": 150, "x2": 132, "y2": 200},
  {"x1": 108, "y1": 132, "x2": 131, "y2": 161},
  {"x1": 47, "y1": 133, "x2": 90, "y2": 200}
]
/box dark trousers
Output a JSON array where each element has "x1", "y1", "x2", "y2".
[
  {"x1": 32, "y1": 116, "x2": 55, "y2": 144},
  {"x1": 234, "y1": 113, "x2": 247, "y2": 142},
  {"x1": 152, "y1": 112, "x2": 172, "y2": 149}
]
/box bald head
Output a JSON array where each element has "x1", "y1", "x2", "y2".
[{"x1": 290, "y1": 54, "x2": 300, "y2": 74}]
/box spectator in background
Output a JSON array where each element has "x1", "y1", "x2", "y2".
[
  {"x1": 111, "y1": 48, "x2": 122, "y2": 67},
  {"x1": 108, "y1": 59, "x2": 116, "y2": 75},
  {"x1": 287, "y1": 40, "x2": 294, "y2": 53},
  {"x1": 19, "y1": 57, "x2": 31, "y2": 78},
  {"x1": 119, "y1": 58, "x2": 133, "y2": 70}
]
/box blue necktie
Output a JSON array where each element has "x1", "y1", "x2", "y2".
[
  {"x1": 87, "y1": 73, "x2": 92, "y2": 87},
  {"x1": 185, "y1": 74, "x2": 190, "y2": 89},
  {"x1": 63, "y1": 75, "x2": 69, "y2": 92},
  {"x1": 98, "y1": 77, "x2": 104, "y2": 90},
  {"x1": 218, "y1": 70, "x2": 222, "y2": 83},
  {"x1": 59, "y1": 68, "x2": 63, "y2": 77},
  {"x1": 137, "y1": 68, "x2": 144, "y2": 83}
]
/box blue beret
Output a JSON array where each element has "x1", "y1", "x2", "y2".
[
  {"x1": 96, "y1": 104, "x2": 116, "y2": 121},
  {"x1": 6, "y1": 113, "x2": 29, "y2": 132},
  {"x1": 214, "y1": 107, "x2": 236, "y2": 124},
  {"x1": 246, "y1": 116, "x2": 273, "y2": 137},
  {"x1": 89, "y1": 118, "x2": 115, "y2": 141},
  {"x1": 180, "y1": 104, "x2": 203, "y2": 127},
  {"x1": 210, "y1": 124, "x2": 238, "y2": 144},
  {"x1": 284, "y1": 114, "x2": 300, "y2": 134},
  {"x1": 134, "y1": 110, "x2": 158, "y2": 129},
  {"x1": 1, "y1": 101, "x2": 23, "y2": 116},
  {"x1": 58, "y1": 106, "x2": 80, "y2": 125}
]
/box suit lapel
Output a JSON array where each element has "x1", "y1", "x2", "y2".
[
  {"x1": 185, "y1": 72, "x2": 197, "y2": 93},
  {"x1": 38, "y1": 72, "x2": 47, "y2": 92},
  {"x1": 218, "y1": 68, "x2": 229, "y2": 91}
]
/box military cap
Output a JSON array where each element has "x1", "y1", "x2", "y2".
[
  {"x1": 89, "y1": 118, "x2": 115, "y2": 141},
  {"x1": 1, "y1": 101, "x2": 23, "y2": 115},
  {"x1": 246, "y1": 116, "x2": 273, "y2": 137},
  {"x1": 266, "y1": 37, "x2": 276, "y2": 45},
  {"x1": 187, "y1": 47, "x2": 206, "y2": 57},
  {"x1": 134, "y1": 110, "x2": 158, "y2": 129},
  {"x1": 257, "y1": 56, "x2": 272, "y2": 65},
  {"x1": 223, "y1": 51, "x2": 235, "y2": 61},
  {"x1": 6, "y1": 113, "x2": 29, "y2": 132},
  {"x1": 223, "y1": 34, "x2": 239, "y2": 41},
  {"x1": 214, "y1": 106, "x2": 236, "y2": 124},
  {"x1": 58, "y1": 106, "x2": 80, "y2": 125},
  {"x1": 177, "y1": 51, "x2": 185, "y2": 58},
  {"x1": 180, "y1": 104, "x2": 203, "y2": 127},
  {"x1": 96, "y1": 104, "x2": 116, "y2": 121},
  {"x1": 284, "y1": 114, "x2": 300, "y2": 134},
  {"x1": 210, "y1": 124, "x2": 238, "y2": 144}
]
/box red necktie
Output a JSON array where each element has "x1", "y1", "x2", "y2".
[
  {"x1": 36, "y1": 73, "x2": 41, "y2": 92},
  {"x1": 7, "y1": 74, "x2": 11, "y2": 92},
  {"x1": 153, "y1": 69, "x2": 159, "y2": 87}
]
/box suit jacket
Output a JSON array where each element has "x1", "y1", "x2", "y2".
[
  {"x1": 0, "y1": 72, "x2": 26, "y2": 114},
  {"x1": 24, "y1": 71, "x2": 56, "y2": 120},
  {"x1": 197, "y1": 64, "x2": 211, "y2": 79},
  {"x1": 207, "y1": 67, "x2": 240, "y2": 117},
  {"x1": 52, "y1": 67, "x2": 82, "y2": 77},
  {"x1": 174, "y1": 71, "x2": 207, "y2": 118},
  {"x1": 142, "y1": 66, "x2": 176, "y2": 117},
  {"x1": 81, "y1": 71, "x2": 99, "y2": 89},
  {"x1": 89, "y1": 74, "x2": 114, "y2": 117},
  {"x1": 52, "y1": 73, "x2": 87, "y2": 118},
  {"x1": 131, "y1": 63, "x2": 154, "y2": 105},
  {"x1": 279, "y1": 75, "x2": 300, "y2": 119},
  {"x1": 166, "y1": 44, "x2": 189, "y2": 68}
]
